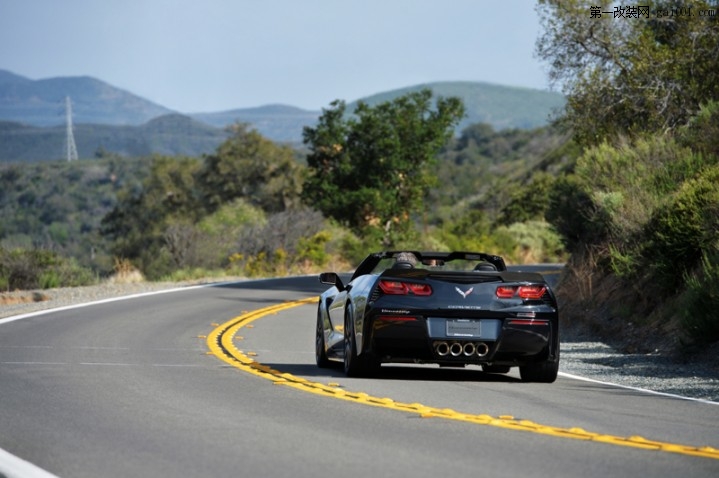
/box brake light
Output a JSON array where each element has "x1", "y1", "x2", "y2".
[
  {"x1": 379, "y1": 280, "x2": 432, "y2": 296},
  {"x1": 495, "y1": 285, "x2": 547, "y2": 300},
  {"x1": 408, "y1": 283, "x2": 433, "y2": 295},
  {"x1": 518, "y1": 285, "x2": 546, "y2": 299},
  {"x1": 496, "y1": 286, "x2": 516, "y2": 299},
  {"x1": 379, "y1": 280, "x2": 406, "y2": 294}
]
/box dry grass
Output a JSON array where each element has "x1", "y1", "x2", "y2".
[
  {"x1": 105, "y1": 257, "x2": 146, "y2": 284},
  {"x1": 0, "y1": 291, "x2": 51, "y2": 305},
  {"x1": 556, "y1": 248, "x2": 684, "y2": 355}
]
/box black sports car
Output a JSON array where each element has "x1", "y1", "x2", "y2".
[{"x1": 316, "y1": 251, "x2": 559, "y2": 382}]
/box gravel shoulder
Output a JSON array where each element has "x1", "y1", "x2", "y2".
[{"x1": 1, "y1": 280, "x2": 717, "y2": 403}]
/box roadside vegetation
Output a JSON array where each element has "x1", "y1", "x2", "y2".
[
  {"x1": 537, "y1": 0, "x2": 719, "y2": 352},
  {"x1": 2, "y1": 1, "x2": 717, "y2": 356}
]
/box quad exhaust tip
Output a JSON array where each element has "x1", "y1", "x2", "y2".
[{"x1": 434, "y1": 341, "x2": 489, "y2": 358}]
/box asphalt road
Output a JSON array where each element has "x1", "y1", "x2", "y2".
[{"x1": 1, "y1": 275, "x2": 718, "y2": 478}]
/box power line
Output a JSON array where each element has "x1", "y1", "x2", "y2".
[{"x1": 65, "y1": 96, "x2": 79, "y2": 161}]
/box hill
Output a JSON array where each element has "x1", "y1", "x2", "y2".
[
  {"x1": 0, "y1": 70, "x2": 174, "y2": 126},
  {"x1": 190, "y1": 104, "x2": 321, "y2": 143},
  {"x1": 0, "y1": 69, "x2": 566, "y2": 161},
  {"x1": 350, "y1": 81, "x2": 565, "y2": 132},
  {"x1": 192, "y1": 83, "x2": 566, "y2": 143},
  {"x1": 0, "y1": 114, "x2": 230, "y2": 162}
]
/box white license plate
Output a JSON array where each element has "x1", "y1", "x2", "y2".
[{"x1": 446, "y1": 319, "x2": 481, "y2": 337}]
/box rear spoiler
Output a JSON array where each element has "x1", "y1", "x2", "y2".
[{"x1": 380, "y1": 268, "x2": 547, "y2": 284}]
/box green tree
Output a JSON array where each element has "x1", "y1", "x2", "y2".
[
  {"x1": 101, "y1": 155, "x2": 203, "y2": 275},
  {"x1": 496, "y1": 172, "x2": 555, "y2": 226},
  {"x1": 200, "y1": 123, "x2": 303, "y2": 213},
  {"x1": 302, "y1": 89, "x2": 465, "y2": 245},
  {"x1": 537, "y1": 0, "x2": 719, "y2": 145}
]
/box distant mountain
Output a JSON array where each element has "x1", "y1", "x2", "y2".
[
  {"x1": 0, "y1": 114, "x2": 230, "y2": 162},
  {"x1": 191, "y1": 82, "x2": 565, "y2": 141},
  {"x1": 0, "y1": 69, "x2": 566, "y2": 161},
  {"x1": 351, "y1": 82, "x2": 565, "y2": 132},
  {"x1": 190, "y1": 104, "x2": 321, "y2": 143},
  {"x1": 0, "y1": 69, "x2": 174, "y2": 126}
]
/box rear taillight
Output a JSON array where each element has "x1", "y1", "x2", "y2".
[
  {"x1": 495, "y1": 284, "x2": 547, "y2": 300},
  {"x1": 378, "y1": 280, "x2": 432, "y2": 296},
  {"x1": 496, "y1": 285, "x2": 516, "y2": 299},
  {"x1": 518, "y1": 285, "x2": 547, "y2": 299}
]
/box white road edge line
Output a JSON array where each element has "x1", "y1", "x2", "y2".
[
  {"x1": 0, "y1": 447, "x2": 60, "y2": 478},
  {"x1": 559, "y1": 372, "x2": 719, "y2": 406},
  {"x1": 0, "y1": 283, "x2": 215, "y2": 325}
]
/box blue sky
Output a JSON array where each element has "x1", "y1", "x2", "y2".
[{"x1": 0, "y1": 0, "x2": 551, "y2": 113}]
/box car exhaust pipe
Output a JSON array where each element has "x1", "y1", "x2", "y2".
[
  {"x1": 449, "y1": 342, "x2": 463, "y2": 357},
  {"x1": 436, "y1": 341, "x2": 489, "y2": 358},
  {"x1": 475, "y1": 342, "x2": 489, "y2": 357}
]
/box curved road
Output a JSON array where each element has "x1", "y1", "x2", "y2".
[{"x1": 1, "y1": 276, "x2": 718, "y2": 477}]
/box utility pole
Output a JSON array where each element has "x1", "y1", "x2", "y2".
[{"x1": 65, "y1": 96, "x2": 79, "y2": 161}]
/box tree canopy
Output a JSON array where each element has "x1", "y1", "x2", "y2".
[
  {"x1": 302, "y1": 89, "x2": 465, "y2": 245},
  {"x1": 100, "y1": 125, "x2": 306, "y2": 277},
  {"x1": 537, "y1": 0, "x2": 719, "y2": 145},
  {"x1": 200, "y1": 123, "x2": 303, "y2": 213}
]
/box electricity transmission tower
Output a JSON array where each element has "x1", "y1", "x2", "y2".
[{"x1": 65, "y1": 96, "x2": 79, "y2": 161}]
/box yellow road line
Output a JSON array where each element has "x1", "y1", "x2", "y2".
[{"x1": 206, "y1": 298, "x2": 719, "y2": 461}]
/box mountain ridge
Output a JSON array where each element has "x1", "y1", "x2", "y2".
[
  {"x1": 0, "y1": 70, "x2": 175, "y2": 126},
  {"x1": 0, "y1": 69, "x2": 566, "y2": 161}
]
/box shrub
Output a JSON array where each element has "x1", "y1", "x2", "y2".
[
  {"x1": 546, "y1": 175, "x2": 611, "y2": 252},
  {"x1": 644, "y1": 164, "x2": 719, "y2": 290},
  {"x1": 337, "y1": 232, "x2": 370, "y2": 266},
  {"x1": 496, "y1": 173, "x2": 555, "y2": 226},
  {"x1": 0, "y1": 247, "x2": 95, "y2": 290},
  {"x1": 678, "y1": 101, "x2": 719, "y2": 158},
  {"x1": 495, "y1": 221, "x2": 567, "y2": 264},
  {"x1": 680, "y1": 249, "x2": 719, "y2": 344},
  {"x1": 235, "y1": 208, "x2": 325, "y2": 259},
  {"x1": 297, "y1": 231, "x2": 331, "y2": 267}
]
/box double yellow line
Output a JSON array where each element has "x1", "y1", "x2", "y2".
[{"x1": 206, "y1": 298, "x2": 719, "y2": 461}]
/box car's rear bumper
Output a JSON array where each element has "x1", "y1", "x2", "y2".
[{"x1": 366, "y1": 311, "x2": 558, "y2": 366}]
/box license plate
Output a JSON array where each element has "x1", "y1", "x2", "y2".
[{"x1": 446, "y1": 319, "x2": 481, "y2": 337}]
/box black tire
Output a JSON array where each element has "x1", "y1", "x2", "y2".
[
  {"x1": 315, "y1": 303, "x2": 331, "y2": 368},
  {"x1": 343, "y1": 306, "x2": 378, "y2": 377},
  {"x1": 343, "y1": 307, "x2": 362, "y2": 376},
  {"x1": 519, "y1": 350, "x2": 559, "y2": 383}
]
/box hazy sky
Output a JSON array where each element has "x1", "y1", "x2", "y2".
[{"x1": 0, "y1": 0, "x2": 552, "y2": 113}]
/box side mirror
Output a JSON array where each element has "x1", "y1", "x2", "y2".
[{"x1": 319, "y1": 272, "x2": 344, "y2": 291}]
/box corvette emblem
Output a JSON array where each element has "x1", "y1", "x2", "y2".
[{"x1": 455, "y1": 286, "x2": 474, "y2": 298}]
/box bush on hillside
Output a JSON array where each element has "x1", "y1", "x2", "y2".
[
  {"x1": 643, "y1": 164, "x2": 719, "y2": 291},
  {"x1": 678, "y1": 101, "x2": 719, "y2": 158},
  {"x1": 0, "y1": 247, "x2": 95, "y2": 290},
  {"x1": 495, "y1": 221, "x2": 566, "y2": 264},
  {"x1": 680, "y1": 249, "x2": 719, "y2": 345},
  {"x1": 546, "y1": 175, "x2": 611, "y2": 252}
]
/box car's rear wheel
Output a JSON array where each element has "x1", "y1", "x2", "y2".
[
  {"x1": 519, "y1": 354, "x2": 559, "y2": 383},
  {"x1": 315, "y1": 303, "x2": 331, "y2": 368},
  {"x1": 343, "y1": 306, "x2": 377, "y2": 377}
]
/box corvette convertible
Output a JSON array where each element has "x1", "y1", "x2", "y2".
[{"x1": 316, "y1": 251, "x2": 559, "y2": 382}]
